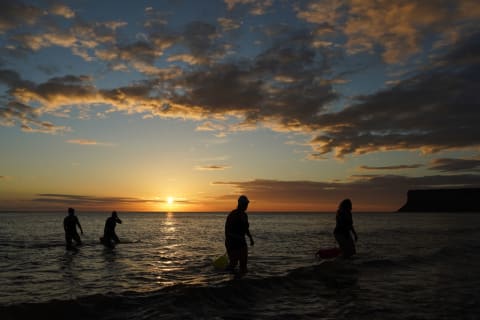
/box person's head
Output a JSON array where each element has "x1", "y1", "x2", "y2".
[
  {"x1": 112, "y1": 211, "x2": 117, "y2": 217},
  {"x1": 68, "y1": 207, "x2": 75, "y2": 216},
  {"x1": 338, "y1": 198, "x2": 352, "y2": 213},
  {"x1": 237, "y1": 195, "x2": 250, "y2": 211}
]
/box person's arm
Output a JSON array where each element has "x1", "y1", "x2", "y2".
[
  {"x1": 351, "y1": 225, "x2": 358, "y2": 242},
  {"x1": 77, "y1": 218, "x2": 84, "y2": 234},
  {"x1": 116, "y1": 217, "x2": 122, "y2": 224},
  {"x1": 246, "y1": 229, "x2": 254, "y2": 246},
  {"x1": 245, "y1": 216, "x2": 254, "y2": 246}
]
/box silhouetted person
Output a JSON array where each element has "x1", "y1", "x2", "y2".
[
  {"x1": 225, "y1": 195, "x2": 254, "y2": 274},
  {"x1": 63, "y1": 207, "x2": 83, "y2": 249},
  {"x1": 101, "y1": 211, "x2": 122, "y2": 247},
  {"x1": 334, "y1": 199, "x2": 358, "y2": 258}
]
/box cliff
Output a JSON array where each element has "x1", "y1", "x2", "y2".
[{"x1": 398, "y1": 188, "x2": 480, "y2": 212}]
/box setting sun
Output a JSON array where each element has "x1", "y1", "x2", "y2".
[{"x1": 167, "y1": 197, "x2": 174, "y2": 205}]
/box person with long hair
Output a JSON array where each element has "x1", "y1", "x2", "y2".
[{"x1": 334, "y1": 199, "x2": 358, "y2": 258}]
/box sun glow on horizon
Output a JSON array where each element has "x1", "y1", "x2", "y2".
[{"x1": 167, "y1": 196, "x2": 174, "y2": 205}]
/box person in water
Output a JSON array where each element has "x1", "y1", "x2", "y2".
[
  {"x1": 102, "y1": 211, "x2": 122, "y2": 246},
  {"x1": 63, "y1": 207, "x2": 83, "y2": 249},
  {"x1": 225, "y1": 195, "x2": 254, "y2": 274},
  {"x1": 334, "y1": 198, "x2": 358, "y2": 258}
]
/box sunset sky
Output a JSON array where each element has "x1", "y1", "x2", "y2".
[{"x1": 1, "y1": 0, "x2": 479, "y2": 212}]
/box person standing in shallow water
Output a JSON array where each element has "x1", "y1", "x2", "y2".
[
  {"x1": 334, "y1": 199, "x2": 358, "y2": 258},
  {"x1": 225, "y1": 195, "x2": 254, "y2": 273},
  {"x1": 102, "y1": 211, "x2": 122, "y2": 246},
  {"x1": 63, "y1": 207, "x2": 83, "y2": 249}
]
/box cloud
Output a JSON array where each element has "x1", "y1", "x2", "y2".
[
  {"x1": 95, "y1": 20, "x2": 225, "y2": 70},
  {"x1": 13, "y1": 32, "x2": 77, "y2": 51},
  {"x1": 48, "y1": 3, "x2": 75, "y2": 19},
  {"x1": 93, "y1": 29, "x2": 177, "y2": 72},
  {"x1": 0, "y1": 26, "x2": 333, "y2": 142},
  {"x1": 224, "y1": 0, "x2": 273, "y2": 15},
  {"x1": 25, "y1": 194, "x2": 195, "y2": 211},
  {"x1": 0, "y1": 98, "x2": 70, "y2": 134},
  {"x1": 196, "y1": 121, "x2": 227, "y2": 132},
  {"x1": 429, "y1": 157, "x2": 480, "y2": 172},
  {"x1": 9, "y1": 17, "x2": 126, "y2": 61},
  {"x1": 0, "y1": 68, "x2": 200, "y2": 125},
  {"x1": 296, "y1": 0, "x2": 480, "y2": 63},
  {"x1": 177, "y1": 21, "x2": 231, "y2": 65},
  {"x1": 167, "y1": 53, "x2": 205, "y2": 65},
  {"x1": 66, "y1": 139, "x2": 114, "y2": 146},
  {"x1": 143, "y1": 6, "x2": 169, "y2": 28},
  {"x1": 195, "y1": 165, "x2": 231, "y2": 171},
  {"x1": 2, "y1": 6, "x2": 340, "y2": 137},
  {"x1": 217, "y1": 18, "x2": 241, "y2": 32},
  {"x1": 310, "y1": 32, "x2": 480, "y2": 157},
  {"x1": 213, "y1": 173, "x2": 480, "y2": 211},
  {"x1": 343, "y1": 0, "x2": 449, "y2": 63},
  {"x1": 0, "y1": 0, "x2": 43, "y2": 33},
  {"x1": 359, "y1": 164, "x2": 423, "y2": 170},
  {"x1": 32, "y1": 194, "x2": 166, "y2": 205},
  {"x1": 12, "y1": 74, "x2": 99, "y2": 112},
  {"x1": 296, "y1": 0, "x2": 343, "y2": 30},
  {"x1": 168, "y1": 30, "x2": 338, "y2": 130},
  {"x1": 21, "y1": 120, "x2": 70, "y2": 134},
  {"x1": 2, "y1": 2, "x2": 478, "y2": 162}
]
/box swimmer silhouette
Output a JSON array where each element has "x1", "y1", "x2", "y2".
[
  {"x1": 63, "y1": 208, "x2": 83, "y2": 250},
  {"x1": 100, "y1": 211, "x2": 122, "y2": 248}
]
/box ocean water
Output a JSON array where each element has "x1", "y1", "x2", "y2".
[{"x1": 0, "y1": 211, "x2": 479, "y2": 319}]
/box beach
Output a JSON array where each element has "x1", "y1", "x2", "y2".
[{"x1": 1, "y1": 211, "x2": 479, "y2": 319}]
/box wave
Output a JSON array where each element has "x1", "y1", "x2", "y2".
[
  {"x1": 0, "y1": 258, "x2": 374, "y2": 320},
  {"x1": 0, "y1": 239, "x2": 142, "y2": 250},
  {"x1": 3, "y1": 247, "x2": 479, "y2": 320}
]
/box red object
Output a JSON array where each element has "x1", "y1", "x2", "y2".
[{"x1": 316, "y1": 247, "x2": 342, "y2": 259}]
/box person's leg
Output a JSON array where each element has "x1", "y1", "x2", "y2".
[
  {"x1": 112, "y1": 233, "x2": 120, "y2": 243},
  {"x1": 239, "y1": 245, "x2": 248, "y2": 274},
  {"x1": 348, "y1": 237, "x2": 356, "y2": 256},
  {"x1": 335, "y1": 233, "x2": 355, "y2": 257},
  {"x1": 225, "y1": 242, "x2": 239, "y2": 271},
  {"x1": 65, "y1": 233, "x2": 73, "y2": 249},
  {"x1": 73, "y1": 232, "x2": 82, "y2": 245}
]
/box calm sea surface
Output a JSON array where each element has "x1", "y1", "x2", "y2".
[{"x1": 1, "y1": 211, "x2": 479, "y2": 319}]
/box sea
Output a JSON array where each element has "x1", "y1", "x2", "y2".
[{"x1": 0, "y1": 211, "x2": 479, "y2": 320}]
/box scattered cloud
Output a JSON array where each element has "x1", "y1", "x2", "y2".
[
  {"x1": 224, "y1": 0, "x2": 273, "y2": 15},
  {"x1": 66, "y1": 139, "x2": 114, "y2": 146},
  {"x1": 429, "y1": 157, "x2": 480, "y2": 172},
  {"x1": 167, "y1": 53, "x2": 205, "y2": 65},
  {"x1": 0, "y1": 99, "x2": 71, "y2": 134},
  {"x1": 217, "y1": 18, "x2": 241, "y2": 32},
  {"x1": 196, "y1": 121, "x2": 227, "y2": 132},
  {"x1": 296, "y1": 0, "x2": 480, "y2": 63},
  {"x1": 32, "y1": 193, "x2": 191, "y2": 206},
  {"x1": 214, "y1": 173, "x2": 480, "y2": 211},
  {"x1": 0, "y1": 0, "x2": 43, "y2": 33},
  {"x1": 48, "y1": 3, "x2": 75, "y2": 19},
  {"x1": 167, "y1": 30, "x2": 337, "y2": 131},
  {"x1": 7, "y1": 14, "x2": 126, "y2": 62},
  {"x1": 195, "y1": 165, "x2": 231, "y2": 171},
  {"x1": 13, "y1": 32, "x2": 77, "y2": 51},
  {"x1": 359, "y1": 164, "x2": 423, "y2": 170},
  {"x1": 310, "y1": 31, "x2": 480, "y2": 157},
  {"x1": 1, "y1": 1, "x2": 479, "y2": 161}
]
